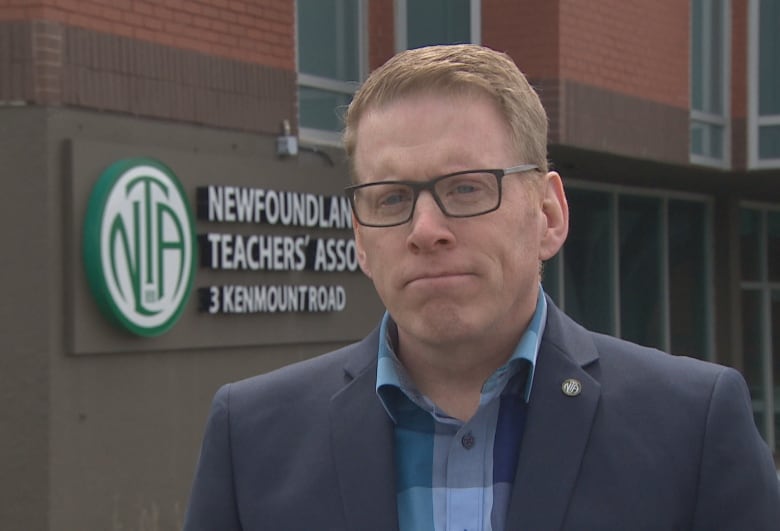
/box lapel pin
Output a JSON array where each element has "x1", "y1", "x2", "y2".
[{"x1": 561, "y1": 378, "x2": 582, "y2": 397}]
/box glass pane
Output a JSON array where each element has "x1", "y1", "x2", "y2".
[
  {"x1": 708, "y1": 0, "x2": 724, "y2": 114},
  {"x1": 619, "y1": 196, "x2": 662, "y2": 348},
  {"x1": 769, "y1": 211, "x2": 780, "y2": 282},
  {"x1": 407, "y1": 0, "x2": 471, "y2": 49},
  {"x1": 773, "y1": 290, "x2": 780, "y2": 453},
  {"x1": 691, "y1": 0, "x2": 704, "y2": 111},
  {"x1": 562, "y1": 189, "x2": 614, "y2": 335},
  {"x1": 690, "y1": 0, "x2": 724, "y2": 115},
  {"x1": 758, "y1": 126, "x2": 780, "y2": 159},
  {"x1": 691, "y1": 123, "x2": 704, "y2": 155},
  {"x1": 690, "y1": 121, "x2": 723, "y2": 159},
  {"x1": 297, "y1": 0, "x2": 360, "y2": 81},
  {"x1": 668, "y1": 200, "x2": 709, "y2": 358},
  {"x1": 742, "y1": 289, "x2": 767, "y2": 438},
  {"x1": 740, "y1": 208, "x2": 762, "y2": 282},
  {"x1": 758, "y1": 0, "x2": 780, "y2": 115},
  {"x1": 298, "y1": 86, "x2": 352, "y2": 132}
]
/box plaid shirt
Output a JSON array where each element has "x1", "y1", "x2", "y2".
[{"x1": 376, "y1": 290, "x2": 547, "y2": 531}]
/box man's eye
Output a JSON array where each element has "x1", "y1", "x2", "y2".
[
  {"x1": 446, "y1": 178, "x2": 488, "y2": 196},
  {"x1": 376, "y1": 188, "x2": 412, "y2": 207},
  {"x1": 381, "y1": 193, "x2": 406, "y2": 205},
  {"x1": 453, "y1": 183, "x2": 480, "y2": 194}
]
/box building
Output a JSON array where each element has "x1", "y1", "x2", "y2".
[{"x1": 0, "y1": 0, "x2": 777, "y2": 529}]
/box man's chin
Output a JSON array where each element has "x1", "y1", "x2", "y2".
[{"x1": 401, "y1": 305, "x2": 479, "y2": 342}]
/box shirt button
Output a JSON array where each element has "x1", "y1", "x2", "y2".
[{"x1": 461, "y1": 432, "x2": 475, "y2": 449}]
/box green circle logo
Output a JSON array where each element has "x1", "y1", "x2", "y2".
[{"x1": 83, "y1": 158, "x2": 196, "y2": 336}]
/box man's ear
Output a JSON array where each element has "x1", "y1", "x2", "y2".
[
  {"x1": 352, "y1": 213, "x2": 373, "y2": 278},
  {"x1": 539, "y1": 171, "x2": 569, "y2": 260}
]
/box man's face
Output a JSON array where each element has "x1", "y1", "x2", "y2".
[{"x1": 352, "y1": 92, "x2": 568, "y2": 353}]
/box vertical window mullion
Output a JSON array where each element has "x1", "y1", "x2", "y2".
[{"x1": 470, "y1": 0, "x2": 481, "y2": 44}]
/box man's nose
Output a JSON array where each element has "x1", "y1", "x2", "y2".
[{"x1": 406, "y1": 191, "x2": 454, "y2": 250}]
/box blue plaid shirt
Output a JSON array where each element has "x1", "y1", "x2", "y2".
[{"x1": 376, "y1": 289, "x2": 547, "y2": 531}]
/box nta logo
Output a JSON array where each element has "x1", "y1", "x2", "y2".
[{"x1": 83, "y1": 158, "x2": 195, "y2": 336}]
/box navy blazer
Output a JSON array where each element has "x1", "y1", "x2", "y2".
[{"x1": 184, "y1": 300, "x2": 780, "y2": 530}]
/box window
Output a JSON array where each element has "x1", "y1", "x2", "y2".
[
  {"x1": 395, "y1": 0, "x2": 480, "y2": 51},
  {"x1": 544, "y1": 184, "x2": 714, "y2": 360},
  {"x1": 748, "y1": 0, "x2": 780, "y2": 167},
  {"x1": 690, "y1": 0, "x2": 730, "y2": 167},
  {"x1": 296, "y1": 0, "x2": 367, "y2": 145},
  {"x1": 740, "y1": 204, "x2": 780, "y2": 453}
]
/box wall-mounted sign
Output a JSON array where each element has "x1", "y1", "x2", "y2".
[
  {"x1": 196, "y1": 185, "x2": 360, "y2": 315},
  {"x1": 83, "y1": 158, "x2": 196, "y2": 337}
]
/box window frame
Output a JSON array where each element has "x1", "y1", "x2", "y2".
[
  {"x1": 739, "y1": 201, "x2": 780, "y2": 452},
  {"x1": 690, "y1": 0, "x2": 731, "y2": 168},
  {"x1": 295, "y1": 0, "x2": 369, "y2": 147},
  {"x1": 394, "y1": 0, "x2": 481, "y2": 52},
  {"x1": 747, "y1": 0, "x2": 780, "y2": 168},
  {"x1": 547, "y1": 180, "x2": 715, "y2": 361}
]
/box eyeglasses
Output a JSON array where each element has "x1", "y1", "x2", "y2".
[{"x1": 344, "y1": 164, "x2": 539, "y2": 228}]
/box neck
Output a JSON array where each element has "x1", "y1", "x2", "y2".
[{"x1": 396, "y1": 331, "x2": 519, "y2": 422}]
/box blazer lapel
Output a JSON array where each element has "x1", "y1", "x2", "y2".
[
  {"x1": 330, "y1": 332, "x2": 399, "y2": 531},
  {"x1": 505, "y1": 303, "x2": 601, "y2": 531}
]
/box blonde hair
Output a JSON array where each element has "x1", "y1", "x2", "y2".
[{"x1": 343, "y1": 44, "x2": 549, "y2": 180}]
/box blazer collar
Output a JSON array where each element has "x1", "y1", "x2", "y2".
[
  {"x1": 506, "y1": 299, "x2": 602, "y2": 531},
  {"x1": 330, "y1": 327, "x2": 400, "y2": 531}
]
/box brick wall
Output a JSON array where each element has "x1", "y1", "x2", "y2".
[
  {"x1": 0, "y1": 0, "x2": 297, "y2": 134},
  {"x1": 483, "y1": 0, "x2": 560, "y2": 80},
  {"x1": 483, "y1": 0, "x2": 562, "y2": 142},
  {"x1": 0, "y1": 0, "x2": 295, "y2": 70},
  {"x1": 558, "y1": 0, "x2": 689, "y2": 109}
]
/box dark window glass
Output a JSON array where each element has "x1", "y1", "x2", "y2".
[
  {"x1": 758, "y1": 126, "x2": 780, "y2": 159},
  {"x1": 298, "y1": 0, "x2": 360, "y2": 81},
  {"x1": 407, "y1": 0, "x2": 471, "y2": 49},
  {"x1": 669, "y1": 200, "x2": 709, "y2": 358},
  {"x1": 619, "y1": 196, "x2": 663, "y2": 348},
  {"x1": 690, "y1": 0, "x2": 724, "y2": 113},
  {"x1": 690, "y1": 122, "x2": 724, "y2": 159},
  {"x1": 768, "y1": 212, "x2": 780, "y2": 282},
  {"x1": 773, "y1": 290, "x2": 780, "y2": 452},
  {"x1": 742, "y1": 289, "x2": 767, "y2": 437},
  {"x1": 740, "y1": 208, "x2": 762, "y2": 282},
  {"x1": 298, "y1": 87, "x2": 352, "y2": 131},
  {"x1": 759, "y1": 0, "x2": 780, "y2": 115},
  {"x1": 562, "y1": 189, "x2": 614, "y2": 335}
]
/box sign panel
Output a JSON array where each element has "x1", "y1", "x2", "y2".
[
  {"x1": 82, "y1": 158, "x2": 196, "y2": 336},
  {"x1": 69, "y1": 138, "x2": 383, "y2": 355}
]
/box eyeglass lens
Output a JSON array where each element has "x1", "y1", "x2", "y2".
[{"x1": 353, "y1": 171, "x2": 501, "y2": 226}]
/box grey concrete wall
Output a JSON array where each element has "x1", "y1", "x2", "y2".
[
  {"x1": 0, "y1": 106, "x2": 384, "y2": 530},
  {"x1": 0, "y1": 107, "x2": 51, "y2": 531}
]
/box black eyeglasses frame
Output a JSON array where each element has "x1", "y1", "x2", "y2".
[{"x1": 344, "y1": 163, "x2": 540, "y2": 228}]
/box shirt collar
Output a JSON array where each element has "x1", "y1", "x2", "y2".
[{"x1": 376, "y1": 286, "x2": 548, "y2": 421}]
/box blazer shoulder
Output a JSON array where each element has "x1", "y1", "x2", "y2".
[
  {"x1": 223, "y1": 325, "x2": 380, "y2": 411},
  {"x1": 544, "y1": 299, "x2": 730, "y2": 397}
]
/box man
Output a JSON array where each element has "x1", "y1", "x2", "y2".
[{"x1": 184, "y1": 45, "x2": 779, "y2": 530}]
